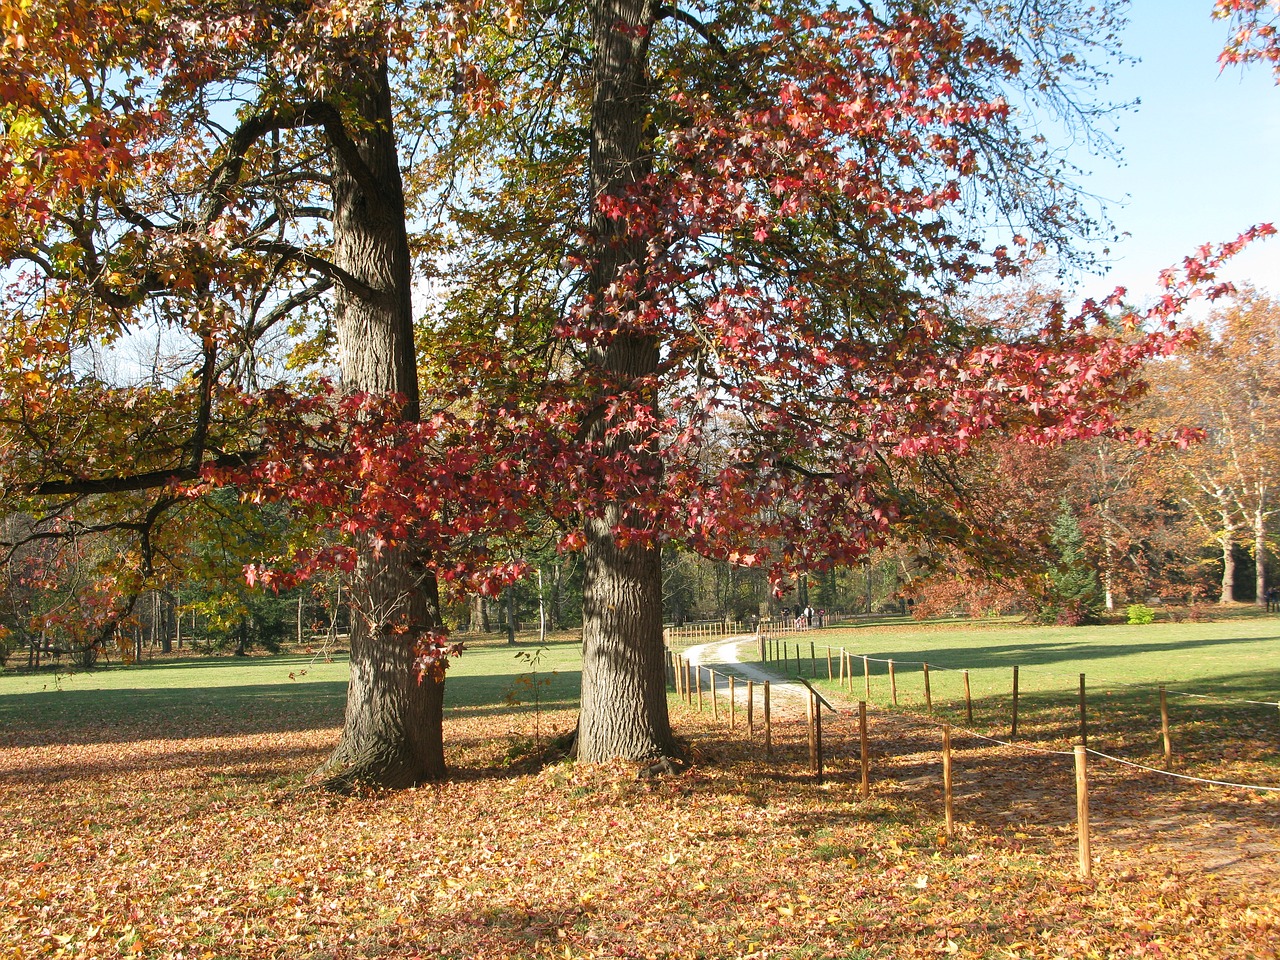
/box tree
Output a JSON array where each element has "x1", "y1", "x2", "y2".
[
  {"x1": 179, "y1": 488, "x2": 304, "y2": 656},
  {"x1": 1043, "y1": 499, "x2": 1104, "y2": 624},
  {"x1": 1216, "y1": 0, "x2": 1280, "y2": 79},
  {"x1": 3, "y1": 0, "x2": 1271, "y2": 784},
  {"x1": 0, "y1": 2, "x2": 505, "y2": 786},
  {"x1": 1145, "y1": 287, "x2": 1280, "y2": 606},
  {"x1": 438, "y1": 0, "x2": 1262, "y2": 761},
  {"x1": 1211, "y1": 289, "x2": 1280, "y2": 607}
]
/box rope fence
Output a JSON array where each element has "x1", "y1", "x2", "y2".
[
  {"x1": 664, "y1": 642, "x2": 1280, "y2": 881},
  {"x1": 838, "y1": 649, "x2": 1280, "y2": 710},
  {"x1": 753, "y1": 635, "x2": 1279, "y2": 758}
]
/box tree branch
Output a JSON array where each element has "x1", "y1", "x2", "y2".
[
  {"x1": 656, "y1": 5, "x2": 755, "y2": 99},
  {"x1": 22, "y1": 451, "x2": 259, "y2": 498},
  {"x1": 248, "y1": 240, "x2": 383, "y2": 304},
  {"x1": 202, "y1": 101, "x2": 386, "y2": 228}
]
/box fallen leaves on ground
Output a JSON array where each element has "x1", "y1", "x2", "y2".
[{"x1": 0, "y1": 696, "x2": 1276, "y2": 960}]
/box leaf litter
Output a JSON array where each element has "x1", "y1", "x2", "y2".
[{"x1": 0, "y1": 694, "x2": 1276, "y2": 959}]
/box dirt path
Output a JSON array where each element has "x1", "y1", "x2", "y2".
[{"x1": 681, "y1": 636, "x2": 814, "y2": 716}]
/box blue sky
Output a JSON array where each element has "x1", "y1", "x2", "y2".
[{"x1": 1064, "y1": 0, "x2": 1280, "y2": 305}]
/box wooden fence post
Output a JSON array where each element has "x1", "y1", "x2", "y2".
[
  {"x1": 942, "y1": 722, "x2": 954, "y2": 839},
  {"x1": 747, "y1": 680, "x2": 755, "y2": 736},
  {"x1": 764, "y1": 681, "x2": 772, "y2": 758},
  {"x1": 826, "y1": 646, "x2": 833, "y2": 680},
  {"x1": 889, "y1": 659, "x2": 898, "y2": 707},
  {"x1": 1160, "y1": 685, "x2": 1172, "y2": 770},
  {"x1": 711, "y1": 670, "x2": 718, "y2": 720},
  {"x1": 923, "y1": 662, "x2": 932, "y2": 714},
  {"x1": 729, "y1": 675, "x2": 736, "y2": 728},
  {"x1": 963, "y1": 670, "x2": 973, "y2": 725},
  {"x1": 1011, "y1": 665, "x2": 1020, "y2": 739},
  {"x1": 864, "y1": 655, "x2": 870, "y2": 702},
  {"x1": 1074, "y1": 745, "x2": 1092, "y2": 879},
  {"x1": 809, "y1": 641, "x2": 816, "y2": 677},
  {"x1": 696, "y1": 666, "x2": 704, "y2": 712},
  {"x1": 807, "y1": 693, "x2": 817, "y2": 776},
  {"x1": 813, "y1": 692, "x2": 823, "y2": 784},
  {"x1": 1078, "y1": 673, "x2": 1088, "y2": 747},
  {"x1": 859, "y1": 701, "x2": 870, "y2": 799}
]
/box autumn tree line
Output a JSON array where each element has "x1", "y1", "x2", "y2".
[
  {"x1": 1, "y1": 0, "x2": 1277, "y2": 785},
  {"x1": 11, "y1": 280, "x2": 1273, "y2": 671}
]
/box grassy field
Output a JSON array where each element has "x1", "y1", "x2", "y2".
[
  {"x1": 1, "y1": 618, "x2": 1278, "y2": 959},
  {"x1": 0, "y1": 634, "x2": 584, "y2": 741},
  {"x1": 725, "y1": 614, "x2": 1280, "y2": 771}
]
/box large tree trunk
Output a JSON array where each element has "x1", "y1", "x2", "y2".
[
  {"x1": 575, "y1": 0, "x2": 677, "y2": 764},
  {"x1": 313, "y1": 550, "x2": 446, "y2": 788},
  {"x1": 312, "y1": 58, "x2": 446, "y2": 788}
]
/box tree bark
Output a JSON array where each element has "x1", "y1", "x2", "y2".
[
  {"x1": 504, "y1": 586, "x2": 517, "y2": 644},
  {"x1": 1255, "y1": 507, "x2": 1268, "y2": 608},
  {"x1": 161, "y1": 591, "x2": 174, "y2": 654},
  {"x1": 576, "y1": 0, "x2": 678, "y2": 764},
  {"x1": 551, "y1": 561, "x2": 563, "y2": 630},
  {"x1": 312, "y1": 58, "x2": 446, "y2": 788},
  {"x1": 1220, "y1": 509, "x2": 1237, "y2": 605},
  {"x1": 468, "y1": 594, "x2": 486, "y2": 633},
  {"x1": 312, "y1": 550, "x2": 445, "y2": 788}
]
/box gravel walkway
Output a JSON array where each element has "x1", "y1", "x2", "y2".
[{"x1": 679, "y1": 636, "x2": 815, "y2": 717}]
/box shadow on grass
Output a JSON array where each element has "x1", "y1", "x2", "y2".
[
  {"x1": 0, "y1": 669, "x2": 583, "y2": 750},
  {"x1": 0, "y1": 679, "x2": 350, "y2": 747},
  {"x1": 0, "y1": 737, "x2": 331, "y2": 787},
  {"x1": 857, "y1": 633, "x2": 1280, "y2": 680},
  {"x1": 827, "y1": 667, "x2": 1280, "y2": 761}
]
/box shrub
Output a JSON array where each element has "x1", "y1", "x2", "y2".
[
  {"x1": 1054, "y1": 600, "x2": 1092, "y2": 627},
  {"x1": 1126, "y1": 603, "x2": 1157, "y2": 625}
]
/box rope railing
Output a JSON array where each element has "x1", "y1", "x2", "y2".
[
  {"x1": 707, "y1": 608, "x2": 1278, "y2": 710},
  {"x1": 670, "y1": 640, "x2": 1280, "y2": 794},
  {"x1": 1083, "y1": 748, "x2": 1280, "y2": 793},
  {"x1": 666, "y1": 648, "x2": 1280, "y2": 881},
  {"x1": 787, "y1": 644, "x2": 1280, "y2": 710},
  {"x1": 898, "y1": 708, "x2": 1280, "y2": 792}
]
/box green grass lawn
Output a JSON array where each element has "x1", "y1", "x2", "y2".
[
  {"x1": 746, "y1": 612, "x2": 1280, "y2": 770},
  {"x1": 5, "y1": 615, "x2": 1277, "y2": 766},
  {"x1": 1, "y1": 616, "x2": 1277, "y2": 960},
  {"x1": 0, "y1": 633, "x2": 583, "y2": 743},
  {"x1": 757, "y1": 614, "x2": 1280, "y2": 695}
]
